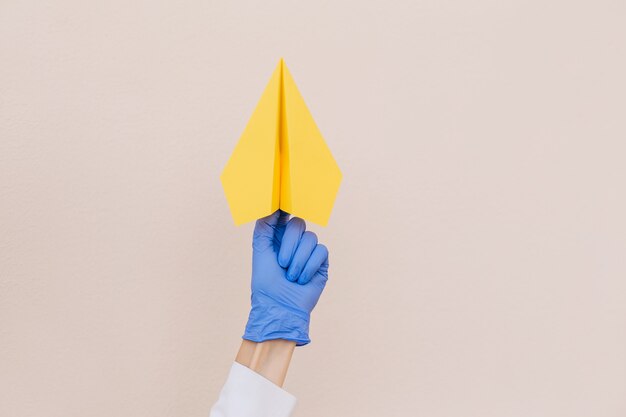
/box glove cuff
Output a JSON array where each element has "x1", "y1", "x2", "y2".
[{"x1": 243, "y1": 292, "x2": 311, "y2": 346}]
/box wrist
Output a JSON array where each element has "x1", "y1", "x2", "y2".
[{"x1": 243, "y1": 291, "x2": 311, "y2": 345}]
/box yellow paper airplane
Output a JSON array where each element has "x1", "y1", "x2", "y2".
[{"x1": 221, "y1": 59, "x2": 342, "y2": 226}]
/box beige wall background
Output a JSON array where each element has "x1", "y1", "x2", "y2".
[{"x1": 1, "y1": 1, "x2": 625, "y2": 416}]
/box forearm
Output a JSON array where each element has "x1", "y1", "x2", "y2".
[
  {"x1": 209, "y1": 341, "x2": 297, "y2": 417},
  {"x1": 235, "y1": 339, "x2": 296, "y2": 387}
]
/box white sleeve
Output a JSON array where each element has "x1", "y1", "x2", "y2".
[{"x1": 209, "y1": 362, "x2": 297, "y2": 417}]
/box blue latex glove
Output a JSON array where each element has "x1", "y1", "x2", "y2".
[{"x1": 243, "y1": 210, "x2": 330, "y2": 346}]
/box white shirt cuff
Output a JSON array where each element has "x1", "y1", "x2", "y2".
[{"x1": 209, "y1": 362, "x2": 297, "y2": 417}]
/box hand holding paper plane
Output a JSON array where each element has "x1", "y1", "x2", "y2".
[{"x1": 221, "y1": 59, "x2": 342, "y2": 226}]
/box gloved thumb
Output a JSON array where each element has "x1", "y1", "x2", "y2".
[{"x1": 253, "y1": 209, "x2": 290, "y2": 251}]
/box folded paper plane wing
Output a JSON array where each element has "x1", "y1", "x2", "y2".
[{"x1": 220, "y1": 59, "x2": 342, "y2": 226}]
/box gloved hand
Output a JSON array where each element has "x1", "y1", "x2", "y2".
[{"x1": 243, "y1": 210, "x2": 330, "y2": 346}]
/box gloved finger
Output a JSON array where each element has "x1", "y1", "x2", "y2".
[
  {"x1": 253, "y1": 210, "x2": 290, "y2": 252},
  {"x1": 309, "y1": 256, "x2": 330, "y2": 288},
  {"x1": 278, "y1": 217, "x2": 306, "y2": 268},
  {"x1": 297, "y1": 244, "x2": 329, "y2": 285},
  {"x1": 287, "y1": 231, "x2": 318, "y2": 282}
]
